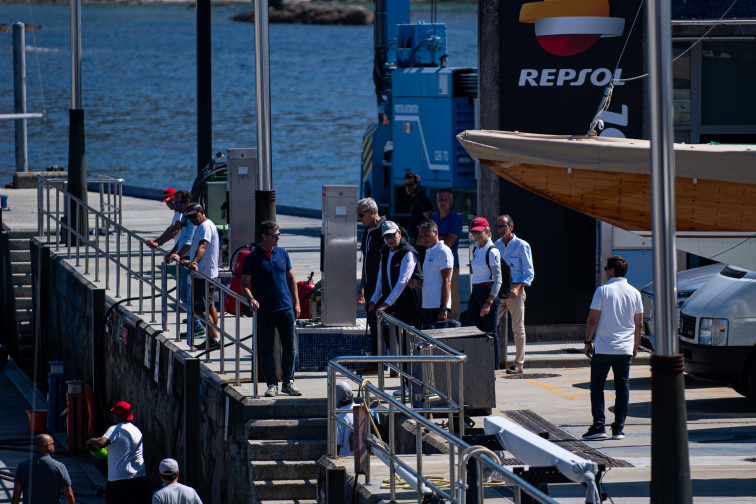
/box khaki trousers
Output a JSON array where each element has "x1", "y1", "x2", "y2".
[
  {"x1": 450, "y1": 267, "x2": 461, "y2": 321},
  {"x1": 497, "y1": 287, "x2": 527, "y2": 368}
]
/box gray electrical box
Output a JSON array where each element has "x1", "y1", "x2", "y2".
[
  {"x1": 321, "y1": 185, "x2": 357, "y2": 326},
  {"x1": 423, "y1": 326, "x2": 496, "y2": 414},
  {"x1": 227, "y1": 149, "x2": 257, "y2": 261}
]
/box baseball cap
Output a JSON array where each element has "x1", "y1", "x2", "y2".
[
  {"x1": 382, "y1": 220, "x2": 400, "y2": 237},
  {"x1": 335, "y1": 381, "x2": 354, "y2": 408},
  {"x1": 184, "y1": 202, "x2": 203, "y2": 217},
  {"x1": 470, "y1": 217, "x2": 489, "y2": 232},
  {"x1": 110, "y1": 401, "x2": 134, "y2": 421},
  {"x1": 159, "y1": 458, "x2": 179, "y2": 478},
  {"x1": 161, "y1": 188, "x2": 176, "y2": 203}
]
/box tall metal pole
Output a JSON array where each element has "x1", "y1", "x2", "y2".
[
  {"x1": 13, "y1": 23, "x2": 28, "y2": 173},
  {"x1": 647, "y1": 0, "x2": 692, "y2": 501},
  {"x1": 197, "y1": 0, "x2": 212, "y2": 174},
  {"x1": 254, "y1": 0, "x2": 272, "y2": 191},
  {"x1": 68, "y1": 0, "x2": 87, "y2": 244},
  {"x1": 253, "y1": 0, "x2": 276, "y2": 242}
]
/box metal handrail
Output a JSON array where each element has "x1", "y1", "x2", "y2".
[
  {"x1": 376, "y1": 312, "x2": 467, "y2": 435},
  {"x1": 326, "y1": 362, "x2": 558, "y2": 504},
  {"x1": 36, "y1": 176, "x2": 259, "y2": 393}
]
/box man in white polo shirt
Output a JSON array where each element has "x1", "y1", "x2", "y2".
[
  {"x1": 582, "y1": 256, "x2": 643, "y2": 441},
  {"x1": 417, "y1": 220, "x2": 453, "y2": 327}
]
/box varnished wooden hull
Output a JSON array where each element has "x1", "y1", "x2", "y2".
[{"x1": 483, "y1": 160, "x2": 756, "y2": 233}]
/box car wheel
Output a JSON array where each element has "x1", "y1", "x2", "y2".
[
  {"x1": 731, "y1": 379, "x2": 752, "y2": 399},
  {"x1": 746, "y1": 361, "x2": 756, "y2": 400}
]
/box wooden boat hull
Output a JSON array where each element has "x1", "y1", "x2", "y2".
[{"x1": 483, "y1": 159, "x2": 756, "y2": 233}]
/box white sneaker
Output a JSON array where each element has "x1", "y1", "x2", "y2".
[{"x1": 264, "y1": 385, "x2": 278, "y2": 397}]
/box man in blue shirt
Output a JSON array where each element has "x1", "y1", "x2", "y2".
[
  {"x1": 494, "y1": 214, "x2": 534, "y2": 374},
  {"x1": 429, "y1": 188, "x2": 463, "y2": 320},
  {"x1": 240, "y1": 220, "x2": 302, "y2": 397}
]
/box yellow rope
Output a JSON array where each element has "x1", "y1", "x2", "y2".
[{"x1": 379, "y1": 475, "x2": 509, "y2": 490}]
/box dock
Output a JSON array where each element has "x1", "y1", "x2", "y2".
[{"x1": 2, "y1": 184, "x2": 755, "y2": 504}]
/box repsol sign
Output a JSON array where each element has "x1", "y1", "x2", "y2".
[{"x1": 518, "y1": 68, "x2": 625, "y2": 87}]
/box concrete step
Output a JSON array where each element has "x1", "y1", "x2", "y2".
[
  {"x1": 248, "y1": 440, "x2": 327, "y2": 461},
  {"x1": 19, "y1": 333, "x2": 34, "y2": 347},
  {"x1": 259, "y1": 501, "x2": 316, "y2": 504},
  {"x1": 246, "y1": 398, "x2": 327, "y2": 419},
  {"x1": 15, "y1": 297, "x2": 32, "y2": 310},
  {"x1": 248, "y1": 418, "x2": 327, "y2": 441},
  {"x1": 12, "y1": 273, "x2": 32, "y2": 286},
  {"x1": 250, "y1": 460, "x2": 318, "y2": 481},
  {"x1": 18, "y1": 320, "x2": 32, "y2": 334},
  {"x1": 8, "y1": 237, "x2": 33, "y2": 250},
  {"x1": 11, "y1": 262, "x2": 31, "y2": 274},
  {"x1": 10, "y1": 249, "x2": 31, "y2": 262},
  {"x1": 13, "y1": 284, "x2": 32, "y2": 297},
  {"x1": 253, "y1": 480, "x2": 316, "y2": 501},
  {"x1": 15, "y1": 309, "x2": 33, "y2": 323}
]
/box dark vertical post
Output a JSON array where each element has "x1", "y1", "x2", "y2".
[
  {"x1": 196, "y1": 0, "x2": 212, "y2": 174},
  {"x1": 68, "y1": 0, "x2": 86, "y2": 241},
  {"x1": 476, "y1": 0, "x2": 501, "y2": 220},
  {"x1": 254, "y1": 190, "x2": 277, "y2": 245},
  {"x1": 184, "y1": 358, "x2": 200, "y2": 486}
]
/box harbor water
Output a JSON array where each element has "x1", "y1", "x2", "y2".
[{"x1": 0, "y1": 2, "x2": 477, "y2": 208}]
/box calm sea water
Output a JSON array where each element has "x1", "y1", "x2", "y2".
[{"x1": 0, "y1": 2, "x2": 477, "y2": 208}]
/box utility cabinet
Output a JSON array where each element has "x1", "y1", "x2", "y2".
[
  {"x1": 423, "y1": 326, "x2": 496, "y2": 414},
  {"x1": 321, "y1": 185, "x2": 357, "y2": 326}
]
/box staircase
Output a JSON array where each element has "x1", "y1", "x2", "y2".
[
  {"x1": 247, "y1": 398, "x2": 328, "y2": 504},
  {"x1": 7, "y1": 230, "x2": 35, "y2": 374}
]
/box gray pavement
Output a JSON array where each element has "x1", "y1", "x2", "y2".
[{"x1": 4, "y1": 185, "x2": 756, "y2": 502}]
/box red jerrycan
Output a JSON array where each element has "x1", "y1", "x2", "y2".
[
  {"x1": 225, "y1": 248, "x2": 252, "y2": 315},
  {"x1": 297, "y1": 272, "x2": 315, "y2": 319}
]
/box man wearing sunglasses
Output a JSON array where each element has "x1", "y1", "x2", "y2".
[
  {"x1": 582, "y1": 256, "x2": 642, "y2": 441},
  {"x1": 146, "y1": 187, "x2": 179, "y2": 250},
  {"x1": 367, "y1": 221, "x2": 422, "y2": 328},
  {"x1": 404, "y1": 172, "x2": 433, "y2": 262},
  {"x1": 357, "y1": 197, "x2": 386, "y2": 371},
  {"x1": 240, "y1": 220, "x2": 303, "y2": 397}
]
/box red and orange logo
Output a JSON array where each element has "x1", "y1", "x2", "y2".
[{"x1": 519, "y1": 0, "x2": 624, "y2": 56}]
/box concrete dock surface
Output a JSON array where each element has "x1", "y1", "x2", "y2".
[{"x1": 2, "y1": 186, "x2": 756, "y2": 503}]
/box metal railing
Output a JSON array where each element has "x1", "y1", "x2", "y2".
[
  {"x1": 36, "y1": 176, "x2": 260, "y2": 392},
  {"x1": 327, "y1": 361, "x2": 558, "y2": 504}
]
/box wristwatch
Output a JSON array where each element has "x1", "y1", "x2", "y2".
[{"x1": 440, "y1": 307, "x2": 451, "y2": 312}]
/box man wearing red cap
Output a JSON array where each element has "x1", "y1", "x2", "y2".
[
  {"x1": 146, "y1": 188, "x2": 180, "y2": 250},
  {"x1": 87, "y1": 401, "x2": 147, "y2": 504}
]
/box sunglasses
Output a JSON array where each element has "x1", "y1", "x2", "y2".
[
  {"x1": 497, "y1": 223, "x2": 510, "y2": 228},
  {"x1": 172, "y1": 200, "x2": 183, "y2": 207},
  {"x1": 264, "y1": 232, "x2": 281, "y2": 239},
  {"x1": 357, "y1": 211, "x2": 366, "y2": 218},
  {"x1": 404, "y1": 182, "x2": 417, "y2": 187},
  {"x1": 383, "y1": 232, "x2": 397, "y2": 240},
  {"x1": 471, "y1": 230, "x2": 483, "y2": 235},
  {"x1": 604, "y1": 266, "x2": 611, "y2": 271}
]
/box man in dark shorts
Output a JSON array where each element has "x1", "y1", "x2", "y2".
[
  {"x1": 171, "y1": 202, "x2": 220, "y2": 351},
  {"x1": 240, "y1": 220, "x2": 302, "y2": 397}
]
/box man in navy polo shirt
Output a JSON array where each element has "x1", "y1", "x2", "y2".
[{"x1": 240, "y1": 220, "x2": 303, "y2": 397}]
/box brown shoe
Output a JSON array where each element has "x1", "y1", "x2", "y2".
[{"x1": 506, "y1": 366, "x2": 523, "y2": 375}]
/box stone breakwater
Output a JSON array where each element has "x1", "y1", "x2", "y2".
[{"x1": 231, "y1": 0, "x2": 374, "y2": 26}]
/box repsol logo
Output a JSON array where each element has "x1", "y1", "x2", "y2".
[{"x1": 518, "y1": 68, "x2": 624, "y2": 87}]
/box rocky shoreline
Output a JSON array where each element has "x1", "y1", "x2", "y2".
[{"x1": 232, "y1": 0, "x2": 373, "y2": 25}]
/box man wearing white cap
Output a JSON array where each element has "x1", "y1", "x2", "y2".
[
  {"x1": 152, "y1": 459, "x2": 202, "y2": 504},
  {"x1": 367, "y1": 221, "x2": 422, "y2": 327},
  {"x1": 334, "y1": 381, "x2": 357, "y2": 457}
]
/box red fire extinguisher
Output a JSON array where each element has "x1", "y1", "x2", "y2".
[
  {"x1": 225, "y1": 247, "x2": 252, "y2": 315},
  {"x1": 297, "y1": 272, "x2": 315, "y2": 320}
]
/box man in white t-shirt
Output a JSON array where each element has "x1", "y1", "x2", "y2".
[
  {"x1": 417, "y1": 220, "x2": 453, "y2": 327},
  {"x1": 152, "y1": 458, "x2": 203, "y2": 504},
  {"x1": 86, "y1": 401, "x2": 147, "y2": 504},
  {"x1": 172, "y1": 203, "x2": 220, "y2": 351},
  {"x1": 146, "y1": 188, "x2": 180, "y2": 250},
  {"x1": 582, "y1": 256, "x2": 643, "y2": 441}
]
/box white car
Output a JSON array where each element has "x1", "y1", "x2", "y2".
[
  {"x1": 679, "y1": 265, "x2": 756, "y2": 398},
  {"x1": 640, "y1": 263, "x2": 723, "y2": 353}
]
